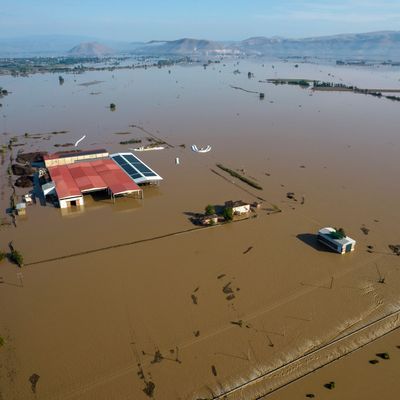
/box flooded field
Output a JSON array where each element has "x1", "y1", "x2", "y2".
[{"x1": 1, "y1": 58, "x2": 400, "y2": 399}]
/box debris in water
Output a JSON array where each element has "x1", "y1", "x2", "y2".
[
  {"x1": 193, "y1": 330, "x2": 200, "y2": 337},
  {"x1": 226, "y1": 294, "x2": 235, "y2": 301},
  {"x1": 223, "y1": 282, "x2": 233, "y2": 295},
  {"x1": 243, "y1": 246, "x2": 253, "y2": 254},
  {"x1": 324, "y1": 381, "x2": 335, "y2": 390},
  {"x1": 369, "y1": 359, "x2": 379, "y2": 364},
  {"x1": 29, "y1": 373, "x2": 40, "y2": 393},
  {"x1": 388, "y1": 245, "x2": 400, "y2": 255},
  {"x1": 191, "y1": 294, "x2": 198, "y2": 305},
  {"x1": 151, "y1": 350, "x2": 163, "y2": 364},
  {"x1": 286, "y1": 192, "x2": 296, "y2": 200},
  {"x1": 143, "y1": 381, "x2": 156, "y2": 397},
  {"x1": 230, "y1": 320, "x2": 244, "y2": 327},
  {"x1": 211, "y1": 365, "x2": 218, "y2": 376},
  {"x1": 217, "y1": 274, "x2": 226, "y2": 279},
  {"x1": 376, "y1": 352, "x2": 390, "y2": 360},
  {"x1": 361, "y1": 226, "x2": 370, "y2": 235}
]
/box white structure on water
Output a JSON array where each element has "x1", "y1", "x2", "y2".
[{"x1": 317, "y1": 227, "x2": 356, "y2": 254}]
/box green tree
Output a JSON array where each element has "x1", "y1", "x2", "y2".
[
  {"x1": 205, "y1": 204, "x2": 215, "y2": 215},
  {"x1": 223, "y1": 207, "x2": 233, "y2": 221},
  {"x1": 9, "y1": 250, "x2": 24, "y2": 267}
]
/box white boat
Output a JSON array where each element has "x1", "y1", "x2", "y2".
[
  {"x1": 130, "y1": 146, "x2": 166, "y2": 152},
  {"x1": 191, "y1": 144, "x2": 212, "y2": 153}
]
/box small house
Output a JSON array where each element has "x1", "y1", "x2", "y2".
[
  {"x1": 15, "y1": 202, "x2": 26, "y2": 216},
  {"x1": 225, "y1": 200, "x2": 251, "y2": 215},
  {"x1": 200, "y1": 214, "x2": 219, "y2": 226},
  {"x1": 317, "y1": 227, "x2": 356, "y2": 254}
]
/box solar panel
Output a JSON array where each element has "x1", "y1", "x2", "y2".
[
  {"x1": 111, "y1": 153, "x2": 162, "y2": 184},
  {"x1": 113, "y1": 155, "x2": 128, "y2": 166}
]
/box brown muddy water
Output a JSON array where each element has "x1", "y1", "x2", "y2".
[{"x1": 1, "y1": 59, "x2": 400, "y2": 399}]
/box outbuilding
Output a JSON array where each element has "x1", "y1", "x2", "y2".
[
  {"x1": 225, "y1": 200, "x2": 251, "y2": 215},
  {"x1": 317, "y1": 227, "x2": 356, "y2": 254}
]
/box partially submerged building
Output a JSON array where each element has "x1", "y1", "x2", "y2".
[
  {"x1": 225, "y1": 200, "x2": 251, "y2": 215},
  {"x1": 317, "y1": 227, "x2": 356, "y2": 254},
  {"x1": 47, "y1": 159, "x2": 143, "y2": 208},
  {"x1": 42, "y1": 150, "x2": 162, "y2": 209},
  {"x1": 44, "y1": 149, "x2": 109, "y2": 168}
]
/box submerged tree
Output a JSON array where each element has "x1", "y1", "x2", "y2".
[
  {"x1": 109, "y1": 103, "x2": 116, "y2": 111},
  {"x1": 223, "y1": 207, "x2": 233, "y2": 221},
  {"x1": 205, "y1": 204, "x2": 216, "y2": 215}
]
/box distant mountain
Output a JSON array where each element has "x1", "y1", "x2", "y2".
[
  {"x1": 134, "y1": 38, "x2": 235, "y2": 55},
  {"x1": 237, "y1": 31, "x2": 400, "y2": 59},
  {"x1": 67, "y1": 42, "x2": 115, "y2": 57},
  {"x1": 0, "y1": 31, "x2": 399, "y2": 59}
]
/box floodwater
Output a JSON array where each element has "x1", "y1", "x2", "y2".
[{"x1": 1, "y1": 59, "x2": 400, "y2": 399}]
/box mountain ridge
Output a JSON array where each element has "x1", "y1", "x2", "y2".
[{"x1": 0, "y1": 31, "x2": 399, "y2": 59}]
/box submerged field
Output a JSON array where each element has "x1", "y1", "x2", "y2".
[{"x1": 1, "y1": 59, "x2": 400, "y2": 399}]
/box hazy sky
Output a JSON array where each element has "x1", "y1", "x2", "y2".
[{"x1": 1, "y1": 0, "x2": 400, "y2": 41}]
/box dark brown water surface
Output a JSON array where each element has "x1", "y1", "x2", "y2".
[{"x1": 1, "y1": 60, "x2": 400, "y2": 399}]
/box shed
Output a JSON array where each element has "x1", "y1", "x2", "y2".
[
  {"x1": 200, "y1": 214, "x2": 219, "y2": 226},
  {"x1": 15, "y1": 202, "x2": 26, "y2": 216},
  {"x1": 317, "y1": 227, "x2": 356, "y2": 254},
  {"x1": 225, "y1": 200, "x2": 251, "y2": 215}
]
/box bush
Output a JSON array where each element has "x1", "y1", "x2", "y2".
[
  {"x1": 223, "y1": 207, "x2": 233, "y2": 221},
  {"x1": 109, "y1": 103, "x2": 116, "y2": 110},
  {"x1": 205, "y1": 204, "x2": 215, "y2": 215},
  {"x1": 0, "y1": 251, "x2": 6, "y2": 262},
  {"x1": 9, "y1": 250, "x2": 24, "y2": 267}
]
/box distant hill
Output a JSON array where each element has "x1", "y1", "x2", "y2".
[
  {"x1": 67, "y1": 42, "x2": 115, "y2": 57},
  {"x1": 0, "y1": 31, "x2": 399, "y2": 59},
  {"x1": 134, "y1": 38, "x2": 234, "y2": 55},
  {"x1": 237, "y1": 31, "x2": 400, "y2": 59}
]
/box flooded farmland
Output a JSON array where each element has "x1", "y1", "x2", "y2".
[{"x1": 1, "y1": 58, "x2": 400, "y2": 399}]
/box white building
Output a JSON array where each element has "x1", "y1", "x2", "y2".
[
  {"x1": 317, "y1": 227, "x2": 356, "y2": 254},
  {"x1": 225, "y1": 200, "x2": 251, "y2": 215}
]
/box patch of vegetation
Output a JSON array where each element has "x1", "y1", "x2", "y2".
[
  {"x1": 205, "y1": 204, "x2": 216, "y2": 215},
  {"x1": 0, "y1": 251, "x2": 6, "y2": 262},
  {"x1": 216, "y1": 163, "x2": 263, "y2": 190},
  {"x1": 0, "y1": 336, "x2": 4, "y2": 347},
  {"x1": 119, "y1": 139, "x2": 142, "y2": 145},
  {"x1": 222, "y1": 207, "x2": 233, "y2": 221},
  {"x1": 329, "y1": 227, "x2": 346, "y2": 239},
  {"x1": 109, "y1": 103, "x2": 116, "y2": 111},
  {"x1": 9, "y1": 249, "x2": 24, "y2": 267}
]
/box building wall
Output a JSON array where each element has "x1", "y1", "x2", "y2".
[
  {"x1": 45, "y1": 152, "x2": 109, "y2": 167},
  {"x1": 233, "y1": 205, "x2": 250, "y2": 215},
  {"x1": 59, "y1": 196, "x2": 84, "y2": 209}
]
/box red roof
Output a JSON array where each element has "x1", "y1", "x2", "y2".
[
  {"x1": 68, "y1": 162, "x2": 107, "y2": 193},
  {"x1": 48, "y1": 159, "x2": 141, "y2": 199},
  {"x1": 48, "y1": 165, "x2": 81, "y2": 199},
  {"x1": 91, "y1": 159, "x2": 141, "y2": 195}
]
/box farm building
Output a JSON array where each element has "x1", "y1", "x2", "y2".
[
  {"x1": 44, "y1": 149, "x2": 109, "y2": 168},
  {"x1": 47, "y1": 159, "x2": 143, "y2": 208},
  {"x1": 317, "y1": 227, "x2": 356, "y2": 254},
  {"x1": 199, "y1": 214, "x2": 219, "y2": 226},
  {"x1": 225, "y1": 200, "x2": 251, "y2": 215}
]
